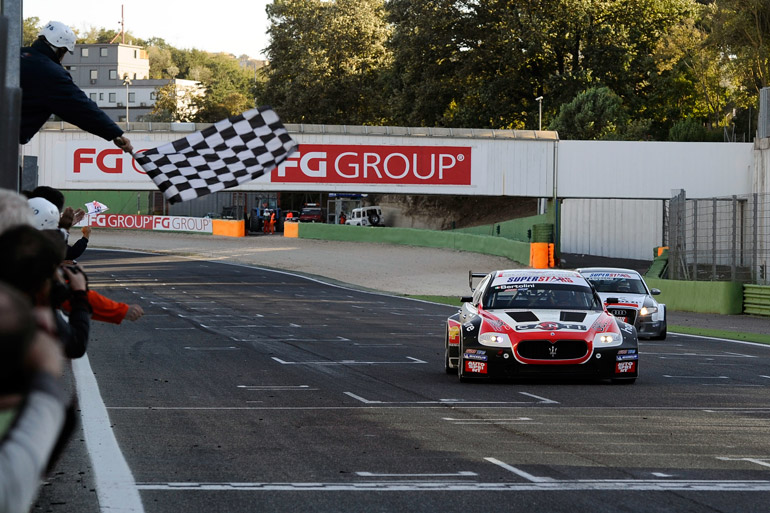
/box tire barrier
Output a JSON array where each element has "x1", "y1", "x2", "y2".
[
  {"x1": 529, "y1": 242, "x2": 555, "y2": 269},
  {"x1": 743, "y1": 284, "x2": 770, "y2": 316},
  {"x1": 531, "y1": 223, "x2": 554, "y2": 243}
]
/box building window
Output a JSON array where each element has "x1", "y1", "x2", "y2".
[
  {"x1": 110, "y1": 70, "x2": 117, "y2": 80},
  {"x1": 81, "y1": 48, "x2": 89, "y2": 57},
  {"x1": 100, "y1": 47, "x2": 108, "y2": 57},
  {"x1": 90, "y1": 93, "x2": 97, "y2": 101},
  {"x1": 134, "y1": 50, "x2": 138, "y2": 58},
  {"x1": 118, "y1": 116, "x2": 126, "y2": 122},
  {"x1": 150, "y1": 92, "x2": 156, "y2": 100},
  {"x1": 128, "y1": 92, "x2": 136, "y2": 103},
  {"x1": 109, "y1": 93, "x2": 116, "y2": 102},
  {"x1": 99, "y1": 93, "x2": 104, "y2": 100},
  {"x1": 90, "y1": 69, "x2": 98, "y2": 80},
  {"x1": 133, "y1": 73, "x2": 137, "y2": 79}
]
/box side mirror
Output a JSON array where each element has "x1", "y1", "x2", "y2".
[
  {"x1": 650, "y1": 288, "x2": 661, "y2": 295},
  {"x1": 460, "y1": 296, "x2": 473, "y2": 304}
]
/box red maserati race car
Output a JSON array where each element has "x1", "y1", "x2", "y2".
[{"x1": 444, "y1": 269, "x2": 638, "y2": 383}]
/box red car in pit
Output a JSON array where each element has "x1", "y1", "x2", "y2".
[{"x1": 444, "y1": 269, "x2": 638, "y2": 383}]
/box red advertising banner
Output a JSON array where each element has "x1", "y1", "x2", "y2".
[
  {"x1": 272, "y1": 144, "x2": 471, "y2": 185},
  {"x1": 77, "y1": 214, "x2": 212, "y2": 233}
]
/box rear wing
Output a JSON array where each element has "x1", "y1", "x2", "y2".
[{"x1": 468, "y1": 271, "x2": 490, "y2": 291}]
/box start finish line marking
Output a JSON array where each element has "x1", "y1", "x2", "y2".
[
  {"x1": 272, "y1": 356, "x2": 427, "y2": 365},
  {"x1": 135, "y1": 480, "x2": 770, "y2": 492}
]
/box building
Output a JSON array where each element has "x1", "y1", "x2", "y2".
[{"x1": 62, "y1": 43, "x2": 201, "y2": 122}]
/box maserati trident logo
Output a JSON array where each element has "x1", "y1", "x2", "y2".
[{"x1": 549, "y1": 345, "x2": 557, "y2": 357}]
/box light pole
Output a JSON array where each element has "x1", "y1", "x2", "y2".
[
  {"x1": 123, "y1": 75, "x2": 132, "y2": 130},
  {"x1": 535, "y1": 96, "x2": 543, "y2": 131}
]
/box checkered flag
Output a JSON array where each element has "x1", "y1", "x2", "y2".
[{"x1": 135, "y1": 107, "x2": 297, "y2": 204}]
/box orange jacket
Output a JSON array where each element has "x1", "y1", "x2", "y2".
[{"x1": 61, "y1": 289, "x2": 129, "y2": 324}]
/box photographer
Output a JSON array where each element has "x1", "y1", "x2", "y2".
[
  {"x1": 0, "y1": 226, "x2": 90, "y2": 359},
  {"x1": 0, "y1": 283, "x2": 69, "y2": 513}
]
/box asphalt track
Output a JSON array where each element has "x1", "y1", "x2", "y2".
[{"x1": 36, "y1": 249, "x2": 770, "y2": 513}]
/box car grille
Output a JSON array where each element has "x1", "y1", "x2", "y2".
[
  {"x1": 608, "y1": 308, "x2": 637, "y2": 325},
  {"x1": 517, "y1": 339, "x2": 589, "y2": 360}
]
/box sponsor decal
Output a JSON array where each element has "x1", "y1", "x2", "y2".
[
  {"x1": 464, "y1": 360, "x2": 488, "y2": 374},
  {"x1": 620, "y1": 324, "x2": 634, "y2": 334},
  {"x1": 616, "y1": 361, "x2": 636, "y2": 373},
  {"x1": 504, "y1": 276, "x2": 575, "y2": 284},
  {"x1": 464, "y1": 349, "x2": 486, "y2": 355},
  {"x1": 515, "y1": 321, "x2": 586, "y2": 331},
  {"x1": 616, "y1": 354, "x2": 639, "y2": 361},
  {"x1": 591, "y1": 319, "x2": 612, "y2": 333},
  {"x1": 448, "y1": 325, "x2": 460, "y2": 345},
  {"x1": 272, "y1": 144, "x2": 471, "y2": 185},
  {"x1": 76, "y1": 214, "x2": 212, "y2": 233},
  {"x1": 617, "y1": 349, "x2": 637, "y2": 355},
  {"x1": 483, "y1": 317, "x2": 507, "y2": 331},
  {"x1": 586, "y1": 273, "x2": 636, "y2": 279},
  {"x1": 464, "y1": 353, "x2": 488, "y2": 361}
]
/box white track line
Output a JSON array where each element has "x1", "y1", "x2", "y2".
[{"x1": 72, "y1": 355, "x2": 144, "y2": 513}]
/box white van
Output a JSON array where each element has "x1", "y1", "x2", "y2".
[{"x1": 345, "y1": 206, "x2": 383, "y2": 226}]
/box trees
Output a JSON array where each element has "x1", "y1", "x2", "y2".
[
  {"x1": 549, "y1": 86, "x2": 627, "y2": 140},
  {"x1": 262, "y1": 0, "x2": 391, "y2": 125}
]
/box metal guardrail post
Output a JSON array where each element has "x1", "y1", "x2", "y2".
[
  {"x1": 753, "y1": 193, "x2": 758, "y2": 284},
  {"x1": 0, "y1": 0, "x2": 22, "y2": 191},
  {"x1": 712, "y1": 198, "x2": 717, "y2": 280},
  {"x1": 690, "y1": 201, "x2": 697, "y2": 279},
  {"x1": 731, "y1": 195, "x2": 737, "y2": 281}
]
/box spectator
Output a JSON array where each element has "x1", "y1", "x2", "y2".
[
  {"x1": 0, "y1": 283, "x2": 70, "y2": 513},
  {"x1": 22, "y1": 191, "x2": 143, "y2": 323},
  {"x1": 20, "y1": 21, "x2": 133, "y2": 154},
  {"x1": 26, "y1": 187, "x2": 88, "y2": 259},
  {"x1": 0, "y1": 226, "x2": 91, "y2": 359},
  {"x1": 0, "y1": 190, "x2": 34, "y2": 235}
]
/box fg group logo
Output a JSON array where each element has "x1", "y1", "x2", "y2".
[
  {"x1": 65, "y1": 141, "x2": 154, "y2": 184},
  {"x1": 63, "y1": 142, "x2": 472, "y2": 187},
  {"x1": 273, "y1": 144, "x2": 472, "y2": 185}
]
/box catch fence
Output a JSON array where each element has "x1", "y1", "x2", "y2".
[{"x1": 667, "y1": 190, "x2": 769, "y2": 284}]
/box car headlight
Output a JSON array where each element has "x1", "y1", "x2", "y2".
[
  {"x1": 593, "y1": 332, "x2": 622, "y2": 347},
  {"x1": 478, "y1": 332, "x2": 511, "y2": 347},
  {"x1": 639, "y1": 306, "x2": 658, "y2": 316}
]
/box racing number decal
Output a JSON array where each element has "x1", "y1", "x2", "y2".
[
  {"x1": 616, "y1": 361, "x2": 636, "y2": 373},
  {"x1": 465, "y1": 360, "x2": 487, "y2": 374}
]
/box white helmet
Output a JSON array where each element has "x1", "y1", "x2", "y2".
[
  {"x1": 39, "y1": 21, "x2": 76, "y2": 53},
  {"x1": 28, "y1": 197, "x2": 60, "y2": 230}
]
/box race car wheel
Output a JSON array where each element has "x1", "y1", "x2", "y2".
[
  {"x1": 651, "y1": 327, "x2": 667, "y2": 340},
  {"x1": 444, "y1": 329, "x2": 454, "y2": 374},
  {"x1": 457, "y1": 339, "x2": 472, "y2": 382}
]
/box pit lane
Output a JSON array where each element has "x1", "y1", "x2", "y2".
[{"x1": 37, "y1": 250, "x2": 770, "y2": 513}]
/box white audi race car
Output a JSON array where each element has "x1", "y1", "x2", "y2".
[
  {"x1": 444, "y1": 269, "x2": 639, "y2": 383},
  {"x1": 578, "y1": 267, "x2": 666, "y2": 340}
]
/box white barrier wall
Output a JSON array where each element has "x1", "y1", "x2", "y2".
[
  {"x1": 24, "y1": 127, "x2": 556, "y2": 197},
  {"x1": 558, "y1": 140, "x2": 754, "y2": 199},
  {"x1": 560, "y1": 198, "x2": 664, "y2": 260}
]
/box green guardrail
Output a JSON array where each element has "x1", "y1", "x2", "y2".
[
  {"x1": 296, "y1": 223, "x2": 531, "y2": 265},
  {"x1": 744, "y1": 284, "x2": 770, "y2": 316},
  {"x1": 645, "y1": 277, "x2": 744, "y2": 315}
]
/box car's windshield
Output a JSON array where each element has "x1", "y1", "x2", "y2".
[
  {"x1": 584, "y1": 273, "x2": 647, "y2": 294},
  {"x1": 483, "y1": 283, "x2": 601, "y2": 310}
]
